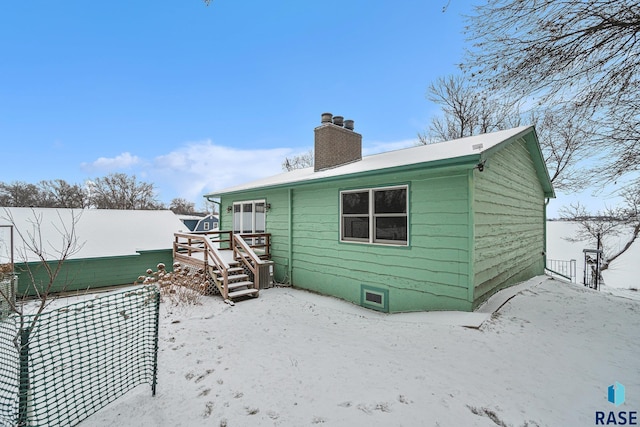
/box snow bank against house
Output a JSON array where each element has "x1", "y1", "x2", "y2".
[{"x1": 79, "y1": 277, "x2": 639, "y2": 427}]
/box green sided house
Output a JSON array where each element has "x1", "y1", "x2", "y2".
[
  {"x1": 0, "y1": 208, "x2": 187, "y2": 296},
  {"x1": 204, "y1": 113, "x2": 555, "y2": 312}
]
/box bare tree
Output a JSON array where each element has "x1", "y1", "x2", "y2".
[
  {"x1": 201, "y1": 199, "x2": 219, "y2": 215},
  {"x1": 420, "y1": 75, "x2": 619, "y2": 193},
  {"x1": 529, "y1": 108, "x2": 594, "y2": 192},
  {"x1": 0, "y1": 181, "x2": 48, "y2": 207},
  {"x1": 282, "y1": 150, "x2": 314, "y2": 171},
  {"x1": 88, "y1": 173, "x2": 163, "y2": 210},
  {"x1": 464, "y1": 0, "x2": 640, "y2": 185},
  {"x1": 169, "y1": 198, "x2": 196, "y2": 215},
  {"x1": 1, "y1": 208, "x2": 84, "y2": 305},
  {"x1": 0, "y1": 208, "x2": 84, "y2": 366},
  {"x1": 418, "y1": 75, "x2": 521, "y2": 144},
  {"x1": 595, "y1": 106, "x2": 640, "y2": 182},
  {"x1": 560, "y1": 183, "x2": 640, "y2": 272},
  {"x1": 38, "y1": 179, "x2": 88, "y2": 208},
  {"x1": 1, "y1": 175, "x2": 164, "y2": 210},
  {"x1": 0, "y1": 208, "x2": 85, "y2": 424}
]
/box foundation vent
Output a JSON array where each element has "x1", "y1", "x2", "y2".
[{"x1": 360, "y1": 285, "x2": 389, "y2": 312}]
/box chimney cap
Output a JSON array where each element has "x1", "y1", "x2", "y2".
[
  {"x1": 344, "y1": 119, "x2": 354, "y2": 131},
  {"x1": 332, "y1": 116, "x2": 344, "y2": 127},
  {"x1": 321, "y1": 112, "x2": 333, "y2": 123}
]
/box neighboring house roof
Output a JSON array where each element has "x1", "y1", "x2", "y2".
[
  {"x1": 0, "y1": 208, "x2": 186, "y2": 263},
  {"x1": 205, "y1": 126, "x2": 555, "y2": 198},
  {"x1": 195, "y1": 214, "x2": 218, "y2": 230},
  {"x1": 177, "y1": 214, "x2": 219, "y2": 223},
  {"x1": 177, "y1": 214, "x2": 208, "y2": 221},
  {"x1": 196, "y1": 214, "x2": 218, "y2": 223}
]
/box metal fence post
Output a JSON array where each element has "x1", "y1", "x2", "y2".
[
  {"x1": 18, "y1": 325, "x2": 31, "y2": 426},
  {"x1": 151, "y1": 287, "x2": 160, "y2": 396}
]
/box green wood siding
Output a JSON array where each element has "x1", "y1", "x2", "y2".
[
  {"x1": 472, "y1": 137, "x2": 545, "y2": 306},
  {"x1": 16, "y1": 249, "x2": 173, "y2": 296},
  {"x1": 222, "y1": 168, "x2": 474, "y2": 312}
]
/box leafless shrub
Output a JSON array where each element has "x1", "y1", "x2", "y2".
[
  {"x1": 135, "y1": 262, "x2": 207, "y2": 306},
  {"x1": 1, "y1": 208, "x2": 84, "y2": 324}
]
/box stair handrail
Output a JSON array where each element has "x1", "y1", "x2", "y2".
[
  {"x1": 232, "y1": 234, "x2": 271, "y2": 290},
  {"x1": 235, "y1": 233, "x2": 271, "y2": 259}
]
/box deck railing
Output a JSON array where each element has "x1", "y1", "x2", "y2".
[
  {"x1": 545, "y1": 258, "x2": 577, "y2": 283},
  {"x1": 236, "y1": 233, "x2": 271, "y2": 259},
  {"x1": 173, "y1": 231, "x2": 232, "y2": 298}
]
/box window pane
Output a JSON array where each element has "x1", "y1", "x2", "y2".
[
  {"x1": 255, "y1": 202, "x2": 266, "y2": 233},
  {"x1": 233, "y1": 204, "x2": 241, "y2": 233},
  {"x1": 343, "y1": 217, "x2": 369, "y2": 239},
  {"x1": 342, "y1": 192, "x2": 369, "y2": 214},
  {"x1": 242, "y1": 203, "x2": 253, "y2": 233},
  {"x1": 375, "y1": 217, "x2": 407, "y2": 242},
  {"x1": 374, "y1": 189, "x2": 406, "y2": 214}
]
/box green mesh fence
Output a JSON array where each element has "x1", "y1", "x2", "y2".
[
  {"x1": 0, "y1": 316, "x2": 19, "y2": 427},
  {"x1": 0, "y1": 285, "x2": 160, "y2": 427}
]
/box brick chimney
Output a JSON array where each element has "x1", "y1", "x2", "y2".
[{"x1": 314, "y1": 112, "x2": 362, "y2": 172}]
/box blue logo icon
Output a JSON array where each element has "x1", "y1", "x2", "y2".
[{"x1": 608, "y1": 382, "x2": 626, "y2": 407}]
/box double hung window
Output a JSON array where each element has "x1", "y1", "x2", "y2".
[{"x1": 341, "y1": 185, "x2": 408, "y2": 245}]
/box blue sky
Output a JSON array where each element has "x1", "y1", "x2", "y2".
[
  {"x1": 0, "y1": 1, "x2": 470, "y2": 201},
  {"x1": 0, "y1": 0, "x2": 615, "y2": 216}
]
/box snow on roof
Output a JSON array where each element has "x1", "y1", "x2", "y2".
[
  {"x1": 207, "y1": 126, "x2": 534, "y2": 196},
  {"x1": 0, "y1": 208, "x2": 187, "y2": 263},
  {"x1": 177, "y1": 214, "x2": 208, "y2": 220},
  {"x1": 177, "y1": 214, "x2": 219, "y2": 221}
]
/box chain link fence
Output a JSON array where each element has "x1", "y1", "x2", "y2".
[{"x1": 0, "y1": 285, "x2": 160, "y2": 427}]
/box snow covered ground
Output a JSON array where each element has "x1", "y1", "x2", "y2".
[
  {"x1": 9, "y1": 220, "x2": 622, "y2": 426},
  {"x1": 69, "y1": 273, "x2": 639, "y2": 427}
]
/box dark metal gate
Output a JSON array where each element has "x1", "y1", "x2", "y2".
[{"x1": 583, "y1": 249, "x2": 603, "y2": 290}]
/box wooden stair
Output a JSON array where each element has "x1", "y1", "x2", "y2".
[
  {"x1": 209, "y1": 261, "x2": 259, "y2": 300},
  {"x1": 173, "y1": 231, "x2": 272, "y2": 304}
]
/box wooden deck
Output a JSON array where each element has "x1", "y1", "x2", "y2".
[{"x1": 173, "y1": 230, "x2": 273, "y2": 301}]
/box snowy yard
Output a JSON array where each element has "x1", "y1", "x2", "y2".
[{"x1": 76, "y1": 275, "x2": 640, "y2": 427}]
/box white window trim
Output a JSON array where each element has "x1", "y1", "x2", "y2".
[{"x1": 340, "y1": 185, "x2": 408, "y2": 246}]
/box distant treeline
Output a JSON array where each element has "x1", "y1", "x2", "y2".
[{"x1": 0, "y1": 173, "x2": 198, "y2": 214}]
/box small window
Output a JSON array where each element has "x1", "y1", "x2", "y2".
[
  {"x1": 203, "y1": 222, "x2": 210, "y2": 231},
  {"x1": 341, "y1": 186, "x2": 408, "y2": 245}
]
